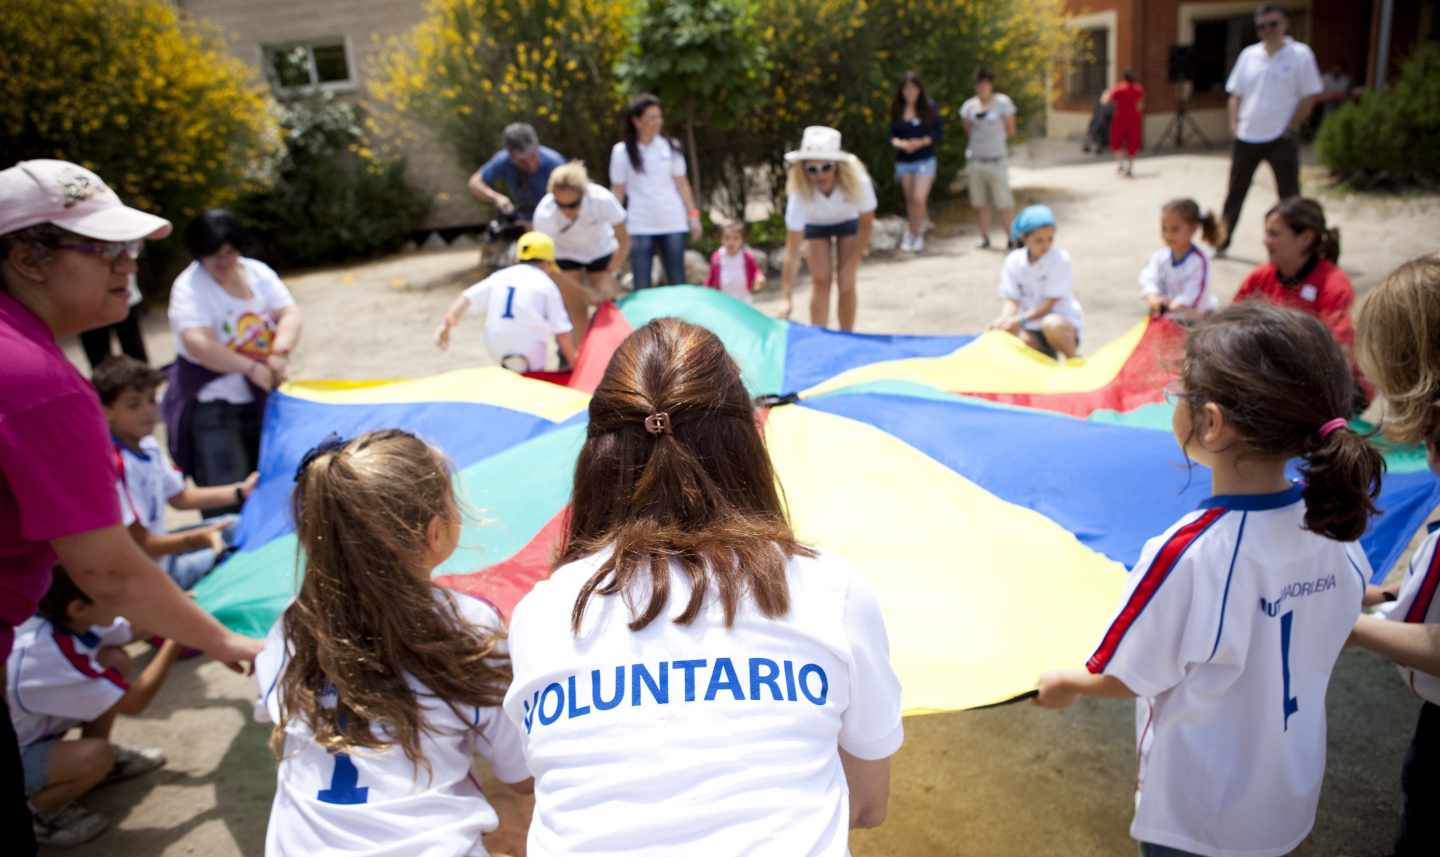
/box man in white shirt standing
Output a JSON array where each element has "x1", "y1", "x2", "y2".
[{"x1": 1217, "y1": 4, "x2": 1322, "y2": 256}]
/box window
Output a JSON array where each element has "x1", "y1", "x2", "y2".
[
  {"x1": 1066, "y1": 27, "x2": 1110, "y2": 100},
  {"x1": 263, "y1": 40, "x2": 353, "y2": 94},
  {"x1": 1190, "y1": 10, "x2": 1310, "y2": 94}
]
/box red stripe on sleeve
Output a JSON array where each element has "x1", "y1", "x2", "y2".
[
  {"x1": 1404, "y1": 541, "x2": 1440, "y2": 624},
  {"x1": 1086, "y1": 507, "x2": 1226, "y2": 674},
  {"x1": 52, "y1": 630, "x2": 130, "y2": 690}
]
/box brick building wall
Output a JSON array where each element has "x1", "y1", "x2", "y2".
[{"x1": 176, "y1": 0, "x2": 483, "y2": 230}]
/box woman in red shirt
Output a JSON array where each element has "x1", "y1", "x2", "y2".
[
  {"x1": 1103, "y1": 69, "x2": 1145, "y2": 177},
  {"x1": 1233, "y1": 196, "x2": 1369, "y2": 409}
]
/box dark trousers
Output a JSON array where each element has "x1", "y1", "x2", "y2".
[
  {"x1": 2, "y1": 690, "x2": 39, "y2": 855},
  {"x1": 79, "y1": 304, "x2": 148, "y2": 370},
  {"x1": 191, "y1": 400, "x2": 261, "y2": 518},
  {"x1": 1221, "y1": 135, "x2": 1301, "y2": 249},
  {"x1": 628, "y1": 232, "x2": 688, "y2": 290},
  {"x1": 1396, "y1": 701, "x2": 1440, "y2": 855}
]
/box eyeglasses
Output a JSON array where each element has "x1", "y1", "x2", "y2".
[
  {"x1": 555, "y1": 198, "x2": 583, "y2": 210},
  {"x1": 1162, "y1": 382, "x2": 1187, "y2": 406},
  {"x1": 804, "y1": 163, "x2": 835, "y2": 175},
  {"x1": 1256, "y1": 18, "x2": 1282, "y2": 32},
  {"x1": 54, "y1": 239, "x2": 144, "y2": 262}
]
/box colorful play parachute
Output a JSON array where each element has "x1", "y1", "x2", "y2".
[{"x1": 195, "y1": 286, "x2": 1440, "y2": 712}]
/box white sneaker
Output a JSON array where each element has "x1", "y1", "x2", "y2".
[
  {"x1": 33, "y1": 803, "x2": 111, "y2": 847},
  {"x1": 912, "y1": 233, "x2": 925, "y2": 253},
  {"x1": 102, "y1": 745, "x2": 166, "y2": 785},
  {"x1": 898, "y1": 231, "x2": 914, "y2": 252}
]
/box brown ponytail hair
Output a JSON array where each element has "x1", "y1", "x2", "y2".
[
  {"x1": 1163, "y1": 197, "x2": 1226, "y2": 248},
  {"x1": 274, "y1": 430, "x2": 510, "y2": 776},
  {"x1": 1356, "y1": 254, "x2": 1440, "y2": 450},
  {"x1": 1267, "y1": 196, "x2": 1341, "y2": 264},
  {"x1": 1179, "y1": 302, "x2": 1383, "y2": 541},
  {"x1": 562, "y1": 317, "x2": 814, "y2": 634}
]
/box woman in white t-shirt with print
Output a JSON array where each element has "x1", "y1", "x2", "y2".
[
  {"x1": 608, "y1": 94, "x2": 701, "y2": 290},
  {"x1": 164, "y1": 210, "x2": 301, "y2": 506},
  {"x1": 780, "y1": 126, "x2": 877, "y2": 332},
  {"x1": 533, "y1": 161, "x2": 629, "y2": 347},
  {"x1": 503, "y1": 318, "x2": 903, "y2": 857}
]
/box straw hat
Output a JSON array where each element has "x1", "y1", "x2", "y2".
[{"x1": 784, "y1": 126, "x2": 851, "y2": 163}]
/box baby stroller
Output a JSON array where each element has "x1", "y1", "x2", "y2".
[{"x1": 1082, "y1": 96, "x2": 1113, "y2": 155}]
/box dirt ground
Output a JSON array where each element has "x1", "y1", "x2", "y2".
[{"x1": 53, "y1": 147, "x2": 1440, "y2": 856}]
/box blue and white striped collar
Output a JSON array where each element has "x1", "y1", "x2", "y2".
[{"x1": 1199, "y1": 483, "x2": 1305, "y2": 511}]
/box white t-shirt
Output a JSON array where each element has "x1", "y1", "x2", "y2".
[
  {"x1": 1377, "y1": 523, "x2": 1440, "y2": 705},
  {"x1": 503, "y1": 548, "x2": 904, "y2": 857},
  {"x1": 1086, "y1": 485, "x2": 1367, "y2": 857},
  {"x1": 461, "y1": 264, "x2": 573, "y2": 373},
  {"x1": 608, "y1": 138, "x2": 688, "y2": 236},
  {"x1": 1138, "y1": 245, "x2": 1218, "y2": 313},
  {"x1": 784, "y1": 170, "x2": 878, "y2": 231},
  {"x1": 1000, "y1": 247, "x2": 1084, "y2": 332},
  {"x1": 115, "y1": 436, "x2": 185, "y2": 534},
  {"x1": 1226, "y1": 37, "x2": 1323, "y2": 143},
  {"x1": 255, "y1": 592, "x2": 530, "y2": 857},
  {"x1": 6, "y1": 616, "x2": 134, "y2": 748},
  {"x1": 716, "y1": 249, "x2": 753, "y2": 303},
  {"x1": 533, "y1": 184, "x2": 627, "y2": 264},
  {"x1": 168, "y1": 257, "x2": 296, "y2": 404},
  {"x1": 959, "y1": 93, "x2": 1016, "y2": 159}
]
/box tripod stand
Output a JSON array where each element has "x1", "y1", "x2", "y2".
[{"x1": 1155, "y1": 91, "x2": 1213, "y2": 151}]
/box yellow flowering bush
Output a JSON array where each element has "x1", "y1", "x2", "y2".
[
  {"x1": 0, "y1": 0, "x2": 278, "y2": 223},
  {"x1": 372, "y1": 0, "x2": 631, "y2": 177}
]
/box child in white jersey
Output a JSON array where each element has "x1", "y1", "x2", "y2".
[
  {"x1": 1035, "y1": 301, "x2": 1383, "y2": 857},
  {"x1": 1349, "y1": 254, "x2": 1440, "y2": 856},
  {"x1": 988, "y1": 204, "x2": 1084, "y2": 360},
  {"x1": 255, "y1": 430, "x2": 531, "y2": 857},
  {"x1": 1139, "y1": 198, "x2": 1224, "y2": 320},
  {"x1": 434, "y1": 231, "x2": 577, "y2": 372},
  {"x1": 704, "y1": 221, "x2": 765, "y2": 304}
]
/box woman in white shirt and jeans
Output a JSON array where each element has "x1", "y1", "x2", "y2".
[
  {"x1": 609, "y1": 95, "x2": 701, "y2": 290},
  {"x1": 503, "y1": 317, "x2": 903, "y2": 856},
  {"x1": 780, "y1": 126, "x2": 877, "y2": 332}
]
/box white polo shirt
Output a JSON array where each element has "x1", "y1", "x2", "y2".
[
  {"x1": 115, "y1": 436, "x2": 185, "y2": 534},
  {"x1": 533, "y1": 184, "x2": 627, "y2": 265},
  {"x1": 7, "y1": 616, "x2": 133, "y2": 749},
  {"x1": 1377, "y1": 523, "x2": 1440, "y2": 706},
  {"x1": 1000, "y1": 246, "x2": 1084, "y2": 332},
  {"x1": 1226, "y1": 37, "x2": 1323, "y2": 143},
  {"x1": 784, "y1": 169, "x2": 878, "y2": 231},
  {"x1": 461, "y1": 263, "x2": 573, "y2": 372},
  {"x1": 1138, "y1": 245, "x2": 1218, "y2": 313},
  {"x1": 1087, "y1": 485, "x2": 1367, "y2": 857},
  {"x1": 608, "y1": 138, "x2": 688, "y2": 236},
  {"x1": 503, "y1": 548, "x2": 904, "y2": 857},
  {"x1": 256, "y1": 592, "x2": 530, "y2": 857}
]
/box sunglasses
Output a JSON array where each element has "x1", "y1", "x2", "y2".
[
  {"x1": 1256, "y1": 18, "x2": 1282, "y2": 32},
  {"x1": 54, "y1": 239, "x2": 144, "y2": 261},
  {"x1": 804, "y1": 163, "x2": 836, "y2": 175},
  {"x1": 555, "y1": 198, "x2": 583, "y2": 210}
]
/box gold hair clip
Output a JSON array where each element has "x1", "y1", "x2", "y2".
[{"x1": 644, "y1": 412, "x2": 671, "y2": 435}]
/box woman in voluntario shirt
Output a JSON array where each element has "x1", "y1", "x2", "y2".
[
  {"x1": 889, "y1": 71, "x2": 943, "y2": 253},
  {"x1": 609, "y1": 94, "x2": 702, "y2": 290},
  {"x1": 503, "y1": 317, "x2": 903, "y2": 856},
  {"x1": 779, "y1": 126, "x2": 877, "y2": 332},
  {"x1": 0, "y1": 160, "x2": 261, "y2": 852},
  {"x1": 163, "y1": 209, "x2": 302, "y2": 514}
]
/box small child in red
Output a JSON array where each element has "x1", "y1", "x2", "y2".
[{"x1": 705, "y1": 221, "x2": 765, "y2": 304}]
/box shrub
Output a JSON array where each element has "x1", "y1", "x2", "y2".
[
  {"x1": 234, "y1": 95, "x2": 431, "y2": 268},
  {"x1": 1317, "y1": 44, "x2": 1440, "y2": 190},
  {"x1": 371, "y1": 0, "x2": 630, "y2": 189},
  {"x1": 0, "y1": 0, "x2": 277, "y2": 226}
]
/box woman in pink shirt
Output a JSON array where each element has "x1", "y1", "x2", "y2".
[{"x1": 0, "y1": 160, "x2": 261, "y2": 850}]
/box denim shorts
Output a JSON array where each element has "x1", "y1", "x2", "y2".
[
  {"x1": 21, "y1": 737, "x2": 57, "y2": 795},
  {"x1": 803, "y1": 219, "x2": 860, "y2": 240},
  {"x1": 895, "y1": 157, "x2": 938, "y2": 177}
]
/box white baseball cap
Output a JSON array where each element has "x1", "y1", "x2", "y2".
[{"x1": 0, "y1": 160, "x2": 171, "y2": 241}]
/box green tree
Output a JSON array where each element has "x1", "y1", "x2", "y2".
[
  {"x1": 616, "y1": 0, "x2": 768, "y2": 205},
  {"x1": 1317, "y1": 44, "x2": 1440, "y2": 189}
]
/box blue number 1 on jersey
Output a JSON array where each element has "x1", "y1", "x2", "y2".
[
  {"x1": 501, "y1": 286, "x2": 517, "y2": 319},
  {"x1": 317, "y1": 753, "x2": 370, "y2": 805},
  {"x1": 1279, "y1": 611, "x2": 1300, "y2": 731}
]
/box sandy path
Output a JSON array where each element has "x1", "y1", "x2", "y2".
[{"x1": 52, "y1": 149, "x2": 1440, "y2": 856}]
